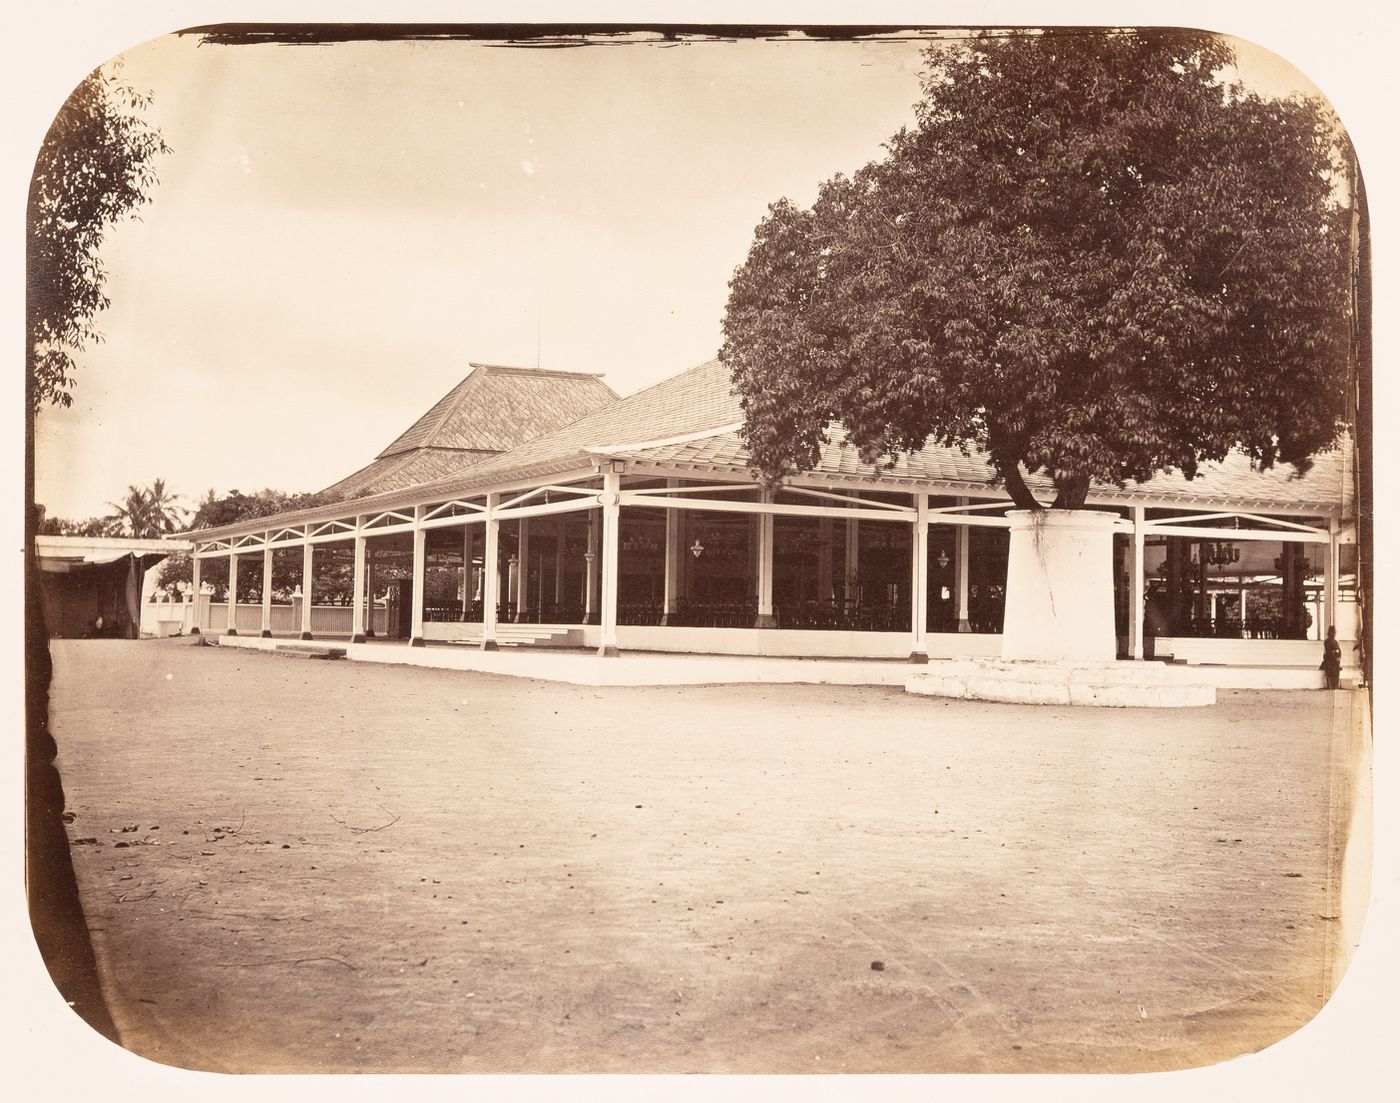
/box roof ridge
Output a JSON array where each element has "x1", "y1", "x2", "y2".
[{"x1": 469, "y1": 362, "x2": 609, "y2": 380}]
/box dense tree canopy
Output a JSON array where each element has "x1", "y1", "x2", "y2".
[
  {"x1": 28, "y1": 64, "x2": 169, "y2": 409},
  {"x1": 721, "y1": 31, "x2": 1354, "y2": 509}
]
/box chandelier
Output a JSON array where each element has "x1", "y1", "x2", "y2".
[{"x1": 1204, "y1": 541, "x2": 1240, "y2": 567}]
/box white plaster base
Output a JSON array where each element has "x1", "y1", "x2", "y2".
[
  {"x1": 1001, "y1": 509, "x2": 1119, "y2": 663},
  {"x1": 906, "y1": 659, "x2": 1216, "y2": 708}
]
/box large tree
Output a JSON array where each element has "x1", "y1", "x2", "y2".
[
  {"x1": 27, "y1": 63, "x2": 169, "y2": 410},
  {"x1": 721, "y1": 31, "x2": 1354, "y2": 511}
]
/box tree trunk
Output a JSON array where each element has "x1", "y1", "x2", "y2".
[
  {"x1": 1051, "y1": 473, "x2": 1091, "y2": 510},
  {"x1": 998, "y1": 458, "x2": 1045, "y2": 512}
]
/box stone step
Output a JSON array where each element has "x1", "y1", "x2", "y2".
[
  {"x1": 907, "y1": 660, "x2": 1216, "y2": 708},
  {"x1": 274, "y1": 644, "x2": 347, "y2": 660}
]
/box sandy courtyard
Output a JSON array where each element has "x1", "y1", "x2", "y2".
[{"x1": 39, "y1": 638, "x2": 1364, "y2": 1074}]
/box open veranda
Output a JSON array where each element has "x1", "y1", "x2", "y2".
[{"x1": 47, "y1": 637, "x2": 1367, "y2": 1074}]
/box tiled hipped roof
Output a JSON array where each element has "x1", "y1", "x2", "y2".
[
  {"x1": 191, "y1": 358, "x2": 1349, "y2": 540},
  {"x1": 604, "y1": 424, "x2": 1350, "y2": 514},
  {"x1": 415, "y1": 359, "x2": 744, "y2": 489},
  {"x1": 321, "y1": 448, "x2": 499, "y2": 500},
  {"x1": 377, "y1": 364, "x2": 619, "y2": 457},
  {"x1": 320, "y1": 363, "x2": 617, "y2": 498}
]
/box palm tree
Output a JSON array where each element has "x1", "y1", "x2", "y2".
[
  {"x1": 143, "y1": 478, "x2": 186, "y2": 535},
  {"x1": 106, "y1": 479, "x2": 187, "y2": 538}
]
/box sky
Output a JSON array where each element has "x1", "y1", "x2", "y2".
[
  {"x1": 33, "y1": 32, "x2": 934, "y2": 519},
  {"x1": 30, "y1": 28, "x2": 1331, "y2": 522}
]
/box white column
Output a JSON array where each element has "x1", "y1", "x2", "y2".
[
  {"x1": 260, "y1": 542, "x2": 273, "y2": 637},
  {"x1": 225, "y1": 551, "x2": 239, "y2": 635},
  {"x1": 467, "y1": 526, "x2": 478, "y2": 621},
  {"x1": 910, "y1": 493, "x2": 929, "y2": 662},
  {"x1": 553, "y1": 516, "x2": 565, "y2": 606},
  {"x1": 351, "y1": 525, "x2": 367, "y2": 643},
  {"x1": 299, "y1": 533, "x2": 314, "y2": 640},
  {"x1": 1324, "y1": 521, "x2": 1340, "y2": 635},
  {"x1": 482, "y1": 493, "x2": 500, "y2": 650},
  {"x1": 817, "y1": 517, "x2": 834, "y2": 602},
  {"x1": 515, "y1": 519, "x2": 531, "y2": 622},
  {"x1": 844, "y1": 517, "x2": 860, "y2": 608},
  {"x1": 410, "y1": 506, "x2": 426, "y2": 647},
  {"x1": 365, "y1": 546, "x2": 377, "y2": 637},
  {"x1": 190, "y1": 552, "x2": 203, "y2": 634},
  {"x1": 598, "y1": 469, "x2": 621, "y2": 656},
  {"x1": 584, "y1": 510, "x2": 598, "y2": 624},
  {"x1": 661, "y1": 480, "x2": 680, "y2": 625},
  {"x1": 755, "y1": 490, "x2": 776, "y2": 628},
  {"x1": 1129, "y1": 505, "x2": 1146, "y2": 660},
  {"x1": 955, "y1": 501, "x2": 971, "y2": 632}
]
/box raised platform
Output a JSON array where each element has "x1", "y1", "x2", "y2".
[
  {"x1": 215, "y1": 634, "x2": 912, "y2": 687},
  {"x1": 906, "y1": 659, "x2": 1217, "y2": 708},
  {"x1": 212, "y1": 635, "x2": 1337, "y2": 694}
]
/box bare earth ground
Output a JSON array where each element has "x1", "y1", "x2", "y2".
[{"x1": 41, "y1": 638, "x2": 1364, "y2": 1074}]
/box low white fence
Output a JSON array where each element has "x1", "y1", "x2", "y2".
[
  {"x1": 1153, "y1": 635, "x2": 1358, "y2": 670},
  {"x1": 143, "y1": 595, "x2": 388, "y2": 637}
]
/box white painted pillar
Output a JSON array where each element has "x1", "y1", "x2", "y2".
[
  {"x1": 482, "y1": 493, "x2": 500, "y2": 650},
  {"x1": 515, "y1": 519, "x2": 531, "y2": 622},
  {"x1": 1129, "y1": 505, "x2": 1145, "y2": 660},
  {"x1": 817, "y1": 516, "x2": 834, "y2": 602},
  {"x1": 351, "y1": 525, "x2": 367, "y2": 643},
  {"x1": 1324, "y1": 522, "x2": 1340, "y2": 635},
  {"x1": 598, "y1": 469, "x2": 621, "y2": 656},
  {"x1": 299, "y1": 533, "x2": 314, "y2": 640},
  {"x1": 467, "y1": 526, "x2": 478, "y2": 621},
  {"x1": 553, "y1": 516, "x2": 565, "y2": 606},
  {"x1": 365, "y1": 546, "x2": 377, "y2": 637},
  {"x1": 755, "y1": 489, "x2": 776, "y2": 628},
  {"x1": 584, "y1": 510, "x2": 598, "y2": 624},
  {"x1": 410, "y1": 506, "x2": 426, "y2": 647},
  {"x1": 955, "y1": 501, "x2": 971, "y2": 632},
  {"x1": 260, "y1": 542, "x2": 273, "y2": 637},
  {"x1": 844, "y1": 517, "x2": 860, "y2": 608},
  {"x1": 910, "y1": 493, "x2": 929, "y2": 662},
  {"x1": 225, "y1": 550, "x2": 239, "y2": 635},
  {"x1": 190, "y1": 552, "x2": 203, "y2": 634},
  {"x1": 661, "y1": 479, "x2": 680, "y2": 625}
]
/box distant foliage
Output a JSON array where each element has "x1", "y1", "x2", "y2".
[
  {"x1": 159, "y1": 487, "x2": 350, "y2": 600},
  {"x1": 36, "y1": 514, "x2": 126, "y2": 538},
  {"x1": 189, "y1": 487, "x2": 342, "y2": 530},
  {"x1": 28, "y1": 64, "x2": 170, "y2": 409},
  {"x1": 721, "y1": 31, "x2": 1354, "y2": 509},
  {"x1": 40, "y1": 478, "x2": 187, "y2": 538}
]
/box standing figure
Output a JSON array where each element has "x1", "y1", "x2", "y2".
[{"x1": 1320, "y1": 625, "x2": 1343, "y2": 690}]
